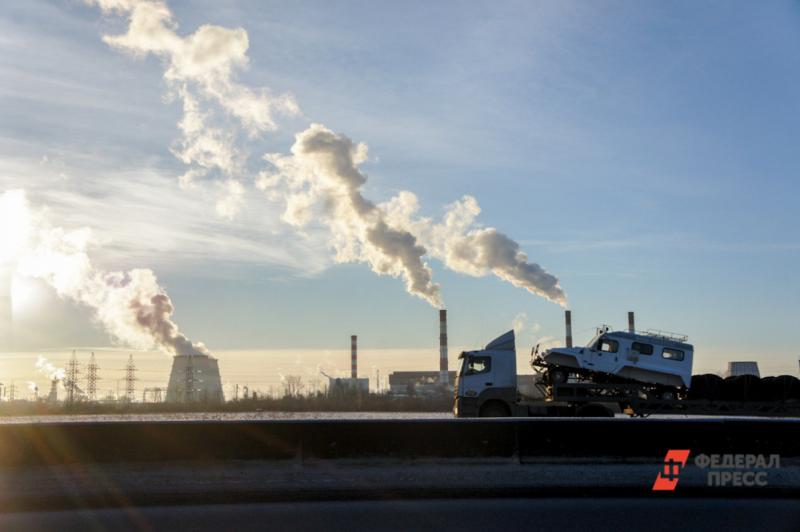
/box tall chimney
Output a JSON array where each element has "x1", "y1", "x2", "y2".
[
  {"x1": 439, "y1": 309, "x2": 448, "y2": 386},
  {"x1": 565, "y1": 310, "x2": 573, "y2": 348},
  {"x1": 351, "y1": 335, "x2": 357, "y2": 379},
  {"x1": 628, "y1": 311, "x2": 635, "y2": 333}
]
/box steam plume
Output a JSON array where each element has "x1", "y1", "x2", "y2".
[
  {"x1": 6, "y1": 190, "x2": 211, "y2": 357},
  {"x1": 89, "y1": 0, "x2": 299, "y2": 212},
  {"x1": 259, "y1": 124, "x2": 441, "y2": 306},
  {"x1": 90, "y1": 1, "x2": 566, "y2": 307},
  {"x1": 261, "y1": 125, "x2": 565, "y2": 307},
  {"x1": 36, "y1": 355, "x2": 64, "y2": 381}
]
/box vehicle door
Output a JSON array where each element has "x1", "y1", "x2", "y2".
[
  {"x1": 592, "y1": 336, "x2": 619, "y2": 373},
  {"x1": 459, "y1": 354, "x2": 494, "y2": 399}
]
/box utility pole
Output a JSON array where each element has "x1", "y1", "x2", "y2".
[
  {"x1": 124, "y1": 354, "x2": 136, "y2": 403},
  {"x1": 65, "y1": 351, "x2": 79, "y2": 405},
  {"x1": 86, "y1": 352, "x2": 99, "y2": 402}
]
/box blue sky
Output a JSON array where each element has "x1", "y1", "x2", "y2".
[{"x1": 1, "y1": 0, "x2": 799, "y2": 375}]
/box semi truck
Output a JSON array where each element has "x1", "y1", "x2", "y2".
[{"x1": 453, "y1": 326, "x2": 800, "y2": 418}]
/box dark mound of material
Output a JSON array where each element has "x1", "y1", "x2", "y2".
[
  {"x1": 688, "y1": 374, "x2": 724, "y2": 401},
  {"x1": 721, "y1": 375, "x2": 762, "y2": 401},
  {"x1": 759, "y1": 375, "x2": 800, "y2": 401}
]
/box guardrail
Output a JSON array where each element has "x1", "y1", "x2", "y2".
[{"x1": 0, "y1": 418, "x2": 797, "y2": 466}]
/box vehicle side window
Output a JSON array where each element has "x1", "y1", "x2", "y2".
[
  {"x1": 662, "y1": 348, "x2": 684, "y2": 361},
  {"x1": 598, "y1": 338, "x2": 619, "y2": 353},
  {"x1": 466, "y1": 356, "x2": 491, "y2": 375},
  {"x1": 631, "y1": 341, "x2": 653, "y2": 355}
]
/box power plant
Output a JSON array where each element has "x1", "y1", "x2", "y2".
[
  {"x1": 1, "y1": 308, "x2": 796, "y2": 408},
  {"x1": 165, "y1": 354, "x2": 224, "y2": 404}
]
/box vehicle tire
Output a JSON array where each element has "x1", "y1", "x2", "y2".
[
  {"x1": 548, "y1": 368, "x2": 568, "y2": 385},
  {"x1": 479, "y1": 401, "x2": 510, "y2": 418},
  {"x1": 659, "y1": 389, "x2": 677, "y2": 401}
]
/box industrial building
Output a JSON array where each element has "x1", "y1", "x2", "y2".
[
  {"x1": 327, "y1": 376, "x2": 369, "y2": 394},
  {"x1": 382, "y1": 309, "x2": 454, "y2": 396},
  {"x1": 726, "y1": 361, "x2": 760, "y2": 378},
  {"x1": 165, "y1": 354, "x2": 224, "y2": 404},
  {"x1": 388, "y1": 371, "x2": 457, "y2": 396},
  {"x1": 324, "y1": 334, "x2": 369, "y2": 394}
]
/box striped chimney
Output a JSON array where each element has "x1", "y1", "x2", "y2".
[
  {"x1": 565, "y1": 310, "x2": 573, "y2": 348},
  {"x1": 351, "y1": 335, "x2": 357, "y2": 379},
  {"x1": 628, "y1": 311, "x2": 635, "y2": 333},
  {"x1": 439, "y1": 309, "x2": 448, "y2": 386}
]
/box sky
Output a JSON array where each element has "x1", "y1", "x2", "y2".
[{"x1": 1, "y1": 0, "x2": 799, "y2": 388}]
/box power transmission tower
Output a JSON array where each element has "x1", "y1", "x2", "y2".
[
  {"x1": 65, "y1": 350, "x2": 80, "y2": 405},
  {"x1": 124, "y1": 354, "x2": 136, "y2": 402},
  {"x1": 184, "y1": 356, "x2": 194, "y2": 403},
  {"x1": 86, "y1": 352, "x2": 99, "y2": 402}
]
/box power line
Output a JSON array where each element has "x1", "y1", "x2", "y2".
[
  {"x1": 124, "y1": 354, "x2": 136, "y2": 402},
  {"x1": 65, "y1": 350, "x2": 80, "y2": 405},
  {"x1": 86, "y1": 351, "x2": 99, "y2": 402}
]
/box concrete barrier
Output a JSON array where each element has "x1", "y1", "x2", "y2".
[{"x1": 0, "y1": 418, "x2": 796, "y2": 467}]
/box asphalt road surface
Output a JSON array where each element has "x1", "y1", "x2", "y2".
[{"x1": 2, "y1": 498, "x2": 799, "y2": 532}]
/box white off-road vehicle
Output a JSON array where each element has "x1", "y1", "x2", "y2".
[{"x1": 533, "y1": 326, "x2": 693, "y2": 400}]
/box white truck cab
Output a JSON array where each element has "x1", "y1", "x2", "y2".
[
  {"x1": 454, "y1": 330, "x2": 519, "y2": 417},
  {"x1": 538, "y1": 327, "x2": 693, "y2": 395}
]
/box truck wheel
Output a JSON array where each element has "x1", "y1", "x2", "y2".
[
  {"x1": 549, "y1": 369, "x2": 568, "y2": 385},
  {"x1": 479, "y1": 402, "x2": 510, "y2": 418},
  {"x1": 659, "y1": 389, "x2": 677, "y2": 401}
]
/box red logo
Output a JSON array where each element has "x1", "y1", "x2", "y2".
[{"x1": 653, "y1": 449, "x2": 691, "y2": 491}]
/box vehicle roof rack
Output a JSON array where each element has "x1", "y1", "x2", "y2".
[{"x1": 642, "y1": 328, "x2": 688, "y2": 343}]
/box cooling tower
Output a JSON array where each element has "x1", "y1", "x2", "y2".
[{"x1": 165, "y1": 354, "x2": 224, "y2": 404}]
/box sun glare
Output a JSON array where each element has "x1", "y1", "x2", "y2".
[
  {"x1": 11, "y1": 275, "x2": 39, "y2": 314},
  {"x1": 0, "y1": 190, "x2": 32, "y2": 263}
]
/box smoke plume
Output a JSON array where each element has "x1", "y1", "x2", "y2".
[
  {"x1": 5, "y1": 190, "x2": 211, "y2": 357},
  {"x1": 259, "y1": 124, "x2": 441, "y2": 306},
  {"x1": 90, "y1": 1, "x2": 566, "y2": 308},
  {"x1": 89, "y1": 0, "x2": 299, "y2": 213},
  {"x1": 35, "y1": 355, "x2": 65, "y2": 381},
  {"x1": 261, "y1": 125, "x2": 565, "y2": 307}
]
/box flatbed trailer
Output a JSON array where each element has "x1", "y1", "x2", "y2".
[{"x1": 510, "y1": 382, "x2": 800, "y2": 418}]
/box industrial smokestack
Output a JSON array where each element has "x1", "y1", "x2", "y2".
[
  {"x1": 628, "y1": 311, "x2": 635, "y2": 333},
  {"x1": 565, "y1": 310, "x2": 573, "y2": 348},
  {"x1": 351, "y1": 335, "x2": 357, "y2": 379},
  {"x1": 439, "y1": 309, "x2": 448, "y2": 386}
]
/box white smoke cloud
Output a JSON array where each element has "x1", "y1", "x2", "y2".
[
  {"x1": 381, "y1": 192, "x2": 567, "y2": 306},
  {"x1": 5, "y1": 190, "x2": 212, "y2": 358},
  {"x1": 512, "y1": 312, "x2": 529, "y2": 338},
  {"x1": 35, "y1": 355, "x2": 64, "y2": 381},
  {"x1": 259, "y1": 124, "x2": 442, "y2": 307},
  {"x1": 88, "y1": 0, "x2": 299, "y2": 216},
  {"x1": 215, "y1": 179, "x2": 245, "y2": 221},
  {"x1": 261, "y1": 124, "x2": 565, "y2": 307},
  {"x1": 89, "y1": 1, "x2": 566, "y2": 308}
]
